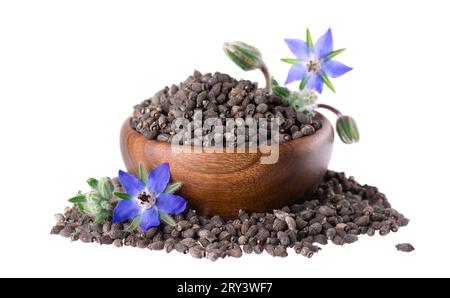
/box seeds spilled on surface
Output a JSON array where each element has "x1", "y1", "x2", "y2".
[{"x1": 52, "y1": 170, "x2": 411, "y2": 261}]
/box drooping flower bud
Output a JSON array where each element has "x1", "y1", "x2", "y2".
[
  {"x1": 223, "y1": 41, "x2": 264, "y2": 71},
  {"x1": 336, "y1": 115, "x2": 360, "y2": 144},
  {"x1": 223, "y1": 41, "x2": 271, "y2": 93}
]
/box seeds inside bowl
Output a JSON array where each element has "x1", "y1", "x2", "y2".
[{"x1": 131, "y1": 71, "x2": 322, "y2": 147}]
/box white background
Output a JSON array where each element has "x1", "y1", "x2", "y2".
[{"x1": 1, "y1": 0, "x2": 449, "y2": 278}]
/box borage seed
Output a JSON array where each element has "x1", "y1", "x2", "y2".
[
  {"x1": 227, "y1": 246, "x2": 243, "y2": 258},
  {"x1": 395, "y1": 243, "x2": 415, "y2": 253},
  {"x1": 54, "y1": 168, "x2": 409, "y2": 261},
  {"x1": 189, "y1": 246, "x2": 206, "y2": 259}
]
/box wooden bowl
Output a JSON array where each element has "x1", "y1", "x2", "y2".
[{"x1": 120, "y1": 113, "x2": 334, "y2": 219}]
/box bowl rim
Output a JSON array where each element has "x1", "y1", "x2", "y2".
[{"x1": 122, "y1": 112, "x2": 332, "y2": 153}]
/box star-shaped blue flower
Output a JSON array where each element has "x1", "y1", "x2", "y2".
[
  {"x1": 113, "y1": 163, "x2": 187, "y2": 231},
  {"x1": 284, "y1": 28, "x2": 352, "y2": 93}
]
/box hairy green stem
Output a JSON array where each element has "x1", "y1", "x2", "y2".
[
  {"x1": 261, "y1": 64, "x2": 271, "y2": 94},
  {"x1": 317, "y1": 103, "x2": 343, "y2": 117}
]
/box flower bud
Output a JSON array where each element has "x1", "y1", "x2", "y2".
[
  {"x1": 87, "y1": 191, "x2": 102, "y2": 202},
  {"x1": 223, "y1": 41, "x2": 264, "y2": 71},
  {"x1": 285, "y1": 90, "x2": 318, "y2": 114},
  {"x1": 97, "y1": 177, "x2": 113, "y2": 199},
  {"x1": 336, "y1": 115, "x2": 360, "y2": 144}
]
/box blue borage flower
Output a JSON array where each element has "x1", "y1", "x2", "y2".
[
  {"x1": 113, "y1": 163, "x2": 187, "y2": 231},
  {"x1": 283, "y1": 28, "x2": 352, "y2": 93}
]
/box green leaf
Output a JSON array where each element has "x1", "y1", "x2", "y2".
[
  {"x1": 280, "y1": 58, "x2": 298, "y2": 64},
  {"x1": 306, "y1": 28, "x2": 314, "y2": 49},
  {"x1": 163, "y1": 182, "x2": 183, "y2": 194},
  {"x1": 299, "y1": 79, "x2": 307, "y2": 90},
  {"x1": 321, "y1": 74, "x2": 336, "y2": 93},
  {"x1": 87, "y1": 178, "x2": 98, "y2": 189},
  {"x1": 326, "y1": 48, "x2": 346, "y2": 60},
  {"x1": 139, "y1": 163, "x2": 148, "y2": 185},
  {"x1": 128, "y1": 215, "x2": 142, "y2": 232},
  {"x1": 113, "y1": 191, "x2": 132, "y2": 200},
  {"x1": 271, "y1": 77, "x2": 280, "y2": 87},
  {"x1": 272, "y1": 86, "x2": 291, "y2": 98},
  {"x1": 68, "y1": 195, "x2": 86, "y2": 203},
  {"x1": 160, "y1": 213, "x2": 176, "y2": 227},
  {"x1": 271, "y1": 77, "x2": 291, "y2": 98}
]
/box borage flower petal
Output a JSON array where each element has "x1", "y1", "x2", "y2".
[
  {"x1": 283, "y1": 28, "x2": 351, "y2": 93},
  {"x1": 307, "y1": 74, "x2": 324, "y2": 94},
  {"x1": 140, "y1": 207, "x2": 160, "y2": 230},
  {"x1": 322, "y1": 60, "x2": 353, "y2": 78},
  {"x1": 112, "y1": 199, "x2": 141, "y2": 223},
  {"x1": 285, "y1": 64, "x2": 307, "y2": 85},
  {"x1": 156, "y1": 193, "x2": 187, "y2": 215},
  {"x1": 113, "y1": 163, "x2": 186, "y2": 231},
  {"x1": 314, "y1": 28, "x2": 333, "y2": 59},
  {"x1": 284, "y1": 39, "x2": 310, "y2": 61},
  {"x1": 147, "y1": 163, "x2": 170, "y2": 195},
  {"x1": 118, "y1": 170, "x2": 145, "y2": 198}
]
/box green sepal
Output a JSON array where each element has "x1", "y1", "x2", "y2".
[
  {"x1": 223, "y1": 41, "x2": 263, "y2": 71},
  {"x1": 163, "y1": 182, "x2": 183, "y2": 194},
  {"x1": 87, "y1": 191, "x2": 102, "y2": 202},
  {"x1": 128, "y1": 215, "x2": 142, "y2": 232},
  {"x1": 299, "y1": 79, "x2": 307, "y2": 90},
  {"x1": 336, "y1": 115, "x2": 360, "y2": 144},
  {"x1": 139, "y1": 163, "x2": 148, "y2": 185},
  {"x1": 224, "y1": 49, "x2": 252, "y2": 71},
  {"x1": 232, "y1": 42, "x2": 262, "y2": 66},
  {"x1": 76, "y1": 203, "x2": 86, "y2": 214},
  {"x1": 280, "y1": 58, "x2": 298, "y2": 64},
  {"x1": 87, "y1": 178, "x2": 98, "y2": 190},
  {"x1": 306, "y1": 29, "x2": 314, "y2": 49},
  {"x1": 303, "y1": 109, "x2": 316, "y2": 118},
  {"x1": 113, "y1": 192, "x2": 132, "y2": 200},
  {"x1": 326, "y1": 48, "x2": 346, "y2": 60},
  {"x1": 321, "y1": 74, "x2": 336, "y2": 93},
  {"x1": 160, "y1": 212, "x2": 176, "y2": 227},
  {"x1": 68, "y1": 195, "x2": 87, "y2": 203},
  {"x1": 93, "y1": 211, "x2": 110, "y2": 224}
]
